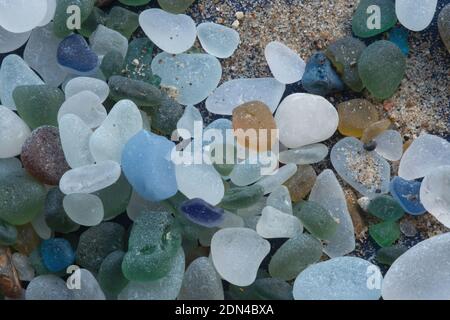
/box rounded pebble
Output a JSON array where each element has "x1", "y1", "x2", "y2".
[
  {"x1": 275, "y1": 93, "x2": 338, "y2": 149},
  {"x1": 264, "y1": 41, "x2": 306, "y2": 84},
  {"x1": 21, "y1": 126, "x2": 70, "y2": 185},
  {"x1": 59, "y1": 160, "x2": 121, "y2": 195},
  {"x1": 197, "y1": 22, "x2": 240, "y2": 58},
  {"x1": 211, "y1": 228, "x2": 270, "y2": 287},
  {"x1": 63, "y1": 193, "x2": 105, "y2": 227},
  {"x1": 139, "y1": 9, "x2": 196, "y2": 54}
]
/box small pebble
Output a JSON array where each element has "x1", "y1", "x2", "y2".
[
  {"x1": 420, "y1": 166, "x2": 450, "y2": 228},
  {"x1": 21, "y1": 126, "x2": 70, "y2": 186},
  {"x1": 0, "y1": 54, "x2": 44, "y2": 110},
  {"x1": 197, "y1": 22, "x2": 240, "y2": 59},
  {"x1": 151, "y1": 52, "x2": 222, "y2": 105},
  {"x1": 390, "y1": 177, "x2": 426, "y2": 216},
  {"x1": 396, "y1": 0, "x2": 437, "y2": 32},
  {"x1": 279, "y1": 144, "x2": 328, "y2": 165},
  {"x1": 399, "y1": 134, "x2": 450, "y2": 181},
  {"x1": 275, "y1": 93, "x2": 338, "y2": 149},
  {"x1": 40, "y1": 238, "x2": 75, "y2": 272},
  {"x1": 63, "y1": 193, "x2": 105, "y2": 227},
  {"x1": 180, "y1": 198, "x2": 225, "y2": 228},
  {"x1": 302, "y1": 52, "x2": 344, "y2": 96},
  {"x1": 267, "y1": 185, "x2": 293, "y2": 214},
  {"x1": 358, "y1": 41, "x2": 406, "y2": 100},
  {"x1": 59, "y1": 160, "x2": 121, "y2": 195},
  {"x1": 265, "y1": 41, "x2": 306, "y2": 84},
  {"x1": 89, "y1": 100, "x2": 143, "y2": 164},
  {"x1": 206, "y1": 78, "x2": 285, "y2": 115},
  {"x1": 352, "y1": 0, "x2": 397, "y2": 38},
  {"x1": 139, "y1": 9, "x2": 196, "y2": 54},
  {"x1": 57, "y1": 91, "x2": 107, "y2": 129},
  {"x1": 57, "y1": 34, "x2": 99, "y2": 75},
  {"x1": 178, "y1": 256, "x2": 224, "y2": 300},
  {"x1": 122, "y1": 130, "x2": 178, "y2": 202},
  {"x1": 211, "y1": 228, "x2": 270, "y2": 287},
  {"x1": 64, "y1": 77, "x2": 110, "y2": 102},
  {"x1": 399, "y1": 220, "x2": 417, "y2": 237}
]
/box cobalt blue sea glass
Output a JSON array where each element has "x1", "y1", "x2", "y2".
[
  {"x1": 180, "y1": 198, "x2": 225, "y2": 228},
  {"x1": 57, "y1": 34, "x2": 99, "y2": 75}
]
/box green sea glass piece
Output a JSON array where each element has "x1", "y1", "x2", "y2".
[
  {"x1": 0, "y1": 170, "x2": 46, "y2": 226},
  {"x1": 118, "y1": 0, "x2": 151, "y2": 6},
  {"x1": 98, "y1": 250, "x2": 129, "y2": 297},
  {"x1": 157, "y1": 0, "x2": 195, "y2": 13},
  {"x1": 352, "y1": 0, "x2": 397, "y2": 38},
  {"x1": 109, "y1": 76, "x2": 163, "y2": 107},
  {"x1": 220, "y1": 185, "x2": 265, "y2": 210},
  {"x1": 54, "y1": 0, "x2": 95, "y2": 37},
  {"x1": 122, "y1": 212, "x2": 182, "y2": 282},
  {"x1": 368, "y1": 195, "x2": 405, "y2": 221},
  {"x1": 13, "y1": 85, "x2": 64, "y2": 129},
  {"x1": 358, "y1": 40, "x2": 406, "y2": 100},
  {"x1": 76, "y1": 222, "x2": 126, "y2": 273},
  {"x1": 228, "y1": 277, "x2": 293, "y2": 300},
  {"x1": 269, "y1": 233, "x2": 323, "y2": 281},
  {"x1": 106, "y1": 6, "x2": 139, "y2": 39},
  {"x1": 100, "y1": 50, "x2": 124, "y2": 79},
  {"x1": 369, "y1": 221, "x2": 400, "y2": 247},
  {"x1": 123, "y1": 38, "x2": 156, "y2": 83},
  {"x1": 79, "y1": 7, "x2": 107, "y2": 38},
  {"x1": 147, "y1": 94, "x2": 184, "y2": 136},
  {"x1": 294, "y1": 201, "x2": 338, "y2": 240},
  {"x1": 376, "y1": 245, "x2": 408, "y2": 265},
  {"x1": 325, "y1": 37, "x2": 366, "y2": 92}
]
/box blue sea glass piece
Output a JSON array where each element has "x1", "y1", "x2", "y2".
[
  {"x1": 390, "y1": 176, "x2": 426, "y2": 216},
  {"x1": 122, "y1": 130, "x2": 178, "y2": 202},
  {"x1": 180, "y1": 198, "x2": 225, "y2": 228},
  {"x1": 388, "y1": 27, "x2": 409, "y2": 56},
  {"x1": 40, "y1": 238, "x2": 75, "y2": 272},
  {"x1": 302, "y1": 52, "x2": 344, "y2": 96},
  {"x1": 57, "y1": 34, "x2": 99, "y2": 75}
]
